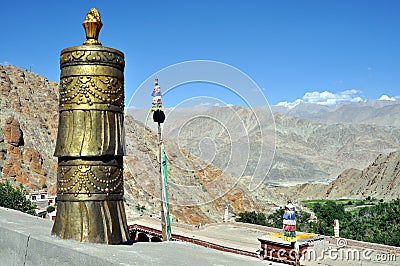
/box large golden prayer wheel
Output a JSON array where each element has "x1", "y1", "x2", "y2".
[{"x1": 51, "y1": 8, "x2": 129, "y2": 244}]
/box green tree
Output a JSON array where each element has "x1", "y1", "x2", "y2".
[
  {"x1": 266, "y1": 208, "x2": 284, "y2": 228},
  {"x1": 47, "y1": 206, "x2": 55, "y2": 213},
  {"x1": 310, "y1": 201, "x2": 349, "y2": 236},
  {"x1": 0, "y1": 180, "x2": 35, "y2": 215},
  {"x1": 296, "y1": 210, "x2": 313, "y2": 232},
  {"x1": 236, "y1": 211, "x2": 267, "y2": 226},
  {"x1": 309, "y1": 199, "x2": 400, "y2": 246}
]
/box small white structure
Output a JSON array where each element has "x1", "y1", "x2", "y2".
[
  {"x1": 26, "y1": 190, "x2": 56, "y2": 208},
  {"x1": 26, "y1": 190, "x2": 57, "y2": 220},
  {"x1": 224, "y1": 206, "x2": 229, "y2": 222}
]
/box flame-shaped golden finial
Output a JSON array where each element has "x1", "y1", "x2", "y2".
[{"x1": 82, "y1": 8, "x2": 103, "y2": 45}]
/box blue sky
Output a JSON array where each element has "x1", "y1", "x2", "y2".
[{"x1": 1, "y1": 0, "x2": 399, "y2": 108}]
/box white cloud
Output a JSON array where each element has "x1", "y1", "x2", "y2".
[
  {"x1": 276, "y1": 99, "x2": 303, "y2": 108},
  {"x1": 0, "y1": 61, "x2": 10, "y2": 66},
  {"x1": 378, "y1": 95, "x2": 397, "y2": 101},
  {"x1": 303, "y1": 89, "x2": 363, "y2": 105},
  {"x1": 276, "y1": 89, "x2": 364, "y2": 109}
]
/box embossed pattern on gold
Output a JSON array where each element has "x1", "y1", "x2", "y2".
[
  {"x1": 60, "y1": 76, "x2": 124, "y2": 109},
  {"x1": 58, "y1": 164, "x2": 123, "y2": 196},
  {"x1": 60, "y1": 48, "x2": 125, "y2": 70}
]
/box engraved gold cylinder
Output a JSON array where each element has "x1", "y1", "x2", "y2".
[{"x1": 51, "y1": 43, "x2": 129, "y2": 243}]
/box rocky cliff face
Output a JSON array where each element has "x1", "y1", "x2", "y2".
[
  {"x1": 0, "y1": 66, "x2": 283, "y2": 224},
  {"x1": 0, "y1": 66, "x2": 58, "y2": 192},
  {"x1": 324, "y1": 151, "x2": 400, "y2": 199}
]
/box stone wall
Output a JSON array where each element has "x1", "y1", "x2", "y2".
[{"x1": 0, "y1": 207, "x2": 265, "y2": 266}]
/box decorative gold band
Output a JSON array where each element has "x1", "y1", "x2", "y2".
[
  {"x1": 59, "y1": 74, "x2": 124, "y2": 110},
  {"x1": 58, "y1": 157, "x2": 122, "y2": 166},
  {"x1": 59, "y1": 103, "x2": 123, "y2": 113},
  {"x1": 60, "y1": 65, "x2": 124, "y2": 79},
  {"x1": 60, "y1": 46, "x2": 124, "y2": 70},
  {"x1": 57, "y1": 160, "x2": 123, "y2": 196},
  {"x1": 57, "y1": 193, "x2": 123, "y2": 201}
]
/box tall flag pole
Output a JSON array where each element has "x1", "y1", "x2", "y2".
[{"x1": 151, "y1": 78, "x2": 172, "y2": 241}]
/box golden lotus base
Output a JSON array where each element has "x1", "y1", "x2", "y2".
[{"x1": 52, "y1": 199, "x2": 129, "y2": 244}]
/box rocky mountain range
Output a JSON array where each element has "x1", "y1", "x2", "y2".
[
  {"x1": 272, "y1": 100, "x2": 400, "y2": 127},
  {"x1": 0, "y1": 66, "x2": 284, "y2": 224},
  {"x1": 130, "y1": 102, "x2": 400, "y2": 186}
]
